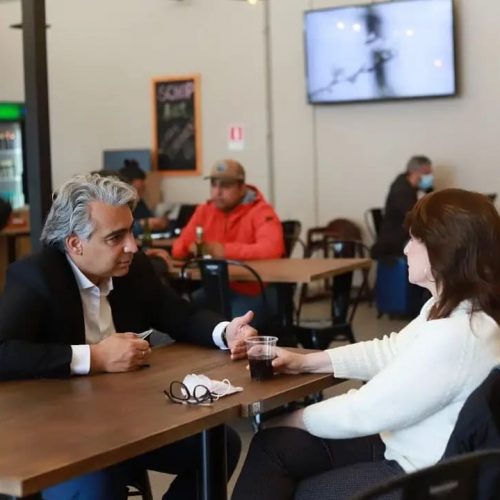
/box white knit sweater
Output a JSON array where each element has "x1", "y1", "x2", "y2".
[{"x1": 302, "y1": 299, "x2": 500, "y2": 472}]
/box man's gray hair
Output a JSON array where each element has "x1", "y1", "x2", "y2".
[
  {"x1": 41, "y1": 173, "x2": 138, "y2": 250},
  {"x1": 406, "y1": 155, "x2": 432, "y2": 173}
]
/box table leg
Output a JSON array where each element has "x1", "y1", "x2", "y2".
[
  {"x1": 198, "y1": 424, "x2": 227, "y2": 500},
  {"x1": 276, "y1": 283, "x2": 298, "y2": 347},
  {"x1": 6, "y1": 236, "x2": 16, "y2": 264}
]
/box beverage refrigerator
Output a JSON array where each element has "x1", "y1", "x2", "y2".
[{"x1": 0, "y1": 102, "x2": 27, "y2": 209}]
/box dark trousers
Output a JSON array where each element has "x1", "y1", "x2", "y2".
[
  {"x1": 42, "y1": 426, "x2": 241, "y2": 500},
  {"x1": 231, "y1": 427, "x2": 404, "y2": 500}
]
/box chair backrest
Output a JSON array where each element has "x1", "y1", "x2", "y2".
[
  {"x1": 281, "y1": 219, "x2": 303, "y2": 257},
  {"x1": 443, "y1": 367, "x2": 500, "y2": 458},
  {"x1": 181, "y1": 258, "x2": 267, "y2": 319},
  {"x1": 198, "y1": 259, "x2": 233, "y2": 318},
  {"x1": 325, "y1": 218, "x2": 363, "y2": 241},
  {"x1": 324, "y1": 238, "x2": 369, "y2": 324},
  {"x1": 352, "y1": 449, "x2": 500, "y2": 500},
  {"x1": 306, "y1": 218, "x2": 363, "y2": 258},
  {"x1": 364, "y1": 208, "x2": 384, "y2": 240}
]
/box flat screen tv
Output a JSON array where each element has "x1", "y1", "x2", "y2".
[{"x1": 304, "y1": 0, "x2": 456, "y2": 104}]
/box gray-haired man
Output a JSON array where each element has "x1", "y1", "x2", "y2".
[{"x1": 0, "y1": 173, "x2": 250, "y2": 499}]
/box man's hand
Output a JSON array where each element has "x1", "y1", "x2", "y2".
[
  {"x1": 203, "y1": 242, "x2": 225, "y2": 258},
  {"x1": 225, "y1": 310, "x2": 257, "y2": 360},
  {"x1": 90, "y1": 333, "x2": 151, "y2": 373}
]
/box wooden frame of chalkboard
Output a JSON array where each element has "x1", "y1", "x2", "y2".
[{"x1": 151, "y1": 74, "x2": 202, "y2": 176}]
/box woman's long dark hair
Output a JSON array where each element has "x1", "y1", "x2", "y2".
[{"x1": 405, "y1": 189, "x2": 500, "y2": 323}]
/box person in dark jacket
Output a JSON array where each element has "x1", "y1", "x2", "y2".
[
  {"x1": 0, "y1": 173, "x2": 256, "y2": 499},
  {"x1": 372, "y1": 155, "x2": 433, "y2": 259},
  {"x1": 119, "y1": 159, "x2": 168, "y2": 236}
]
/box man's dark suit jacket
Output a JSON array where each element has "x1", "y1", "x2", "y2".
[{"x1": 0, "y1": 247, "x2": 224, "y2": 380}]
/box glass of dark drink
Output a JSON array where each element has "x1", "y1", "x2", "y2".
[{"x1": 245, "y1": 336, "x2": 278, "y2": 381}]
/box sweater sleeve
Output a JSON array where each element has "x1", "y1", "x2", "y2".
[
  {"x1": 223, "y1": 206, "x2": 285, "y2": 260},
  {"x1": 326, "y1": 301, "x2": 434, "y2": 381},
  {"x1": 303, "y1": 316, "x2": 474, "y2": 439},
  {"x1": 326, "y1": 331, "x2": 401, "y2": 381}
]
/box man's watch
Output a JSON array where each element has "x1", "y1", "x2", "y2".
[{"x1": 221, "y1": 327, "x2": 228, "y2": 348}]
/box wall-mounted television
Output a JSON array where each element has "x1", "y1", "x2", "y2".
[{"x1": 304, "y1": 0, "x2": 456, "y2": 104}]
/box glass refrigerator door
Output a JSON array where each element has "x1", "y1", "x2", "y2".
[{"x1": 0, "y1": 121, "x2": 25, "y2": 209}]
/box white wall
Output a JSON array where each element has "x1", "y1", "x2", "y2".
[
  {"x1": 0, "y1": 0, "x2": 498, "y2": 240},
  {"x1": 271, "y1": 0, "x2": 500, "y2": 239},
  {"x1": 0, "y1": 0, "x2": 268, "y2": 203}
]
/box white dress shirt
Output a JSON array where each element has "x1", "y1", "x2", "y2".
[
  {"x1": 66, "y1": 254, "x2": 229, "y2": 375},
  {"x1": 66, "y1": 255, "x2": 115, "y2": 375}
]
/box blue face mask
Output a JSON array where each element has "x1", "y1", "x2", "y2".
[{"x1": 419, "y1": 173, "x2": 434, "y2": 191}]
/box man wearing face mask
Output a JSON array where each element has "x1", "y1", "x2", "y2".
[{"x1": 372, "y1": 155, "x2": 434, "y2": 259}]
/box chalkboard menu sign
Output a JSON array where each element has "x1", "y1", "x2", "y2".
[{"x1": 151, "y1": 74, "x2": 201, "y2": 175}]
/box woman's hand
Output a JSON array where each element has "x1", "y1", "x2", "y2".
[
  {"x1": 272, "y1": 347, "x2": 306, "y2": 374},
  {"x1": 273, "y1": 348, "x2": 334, "y2": 375}
]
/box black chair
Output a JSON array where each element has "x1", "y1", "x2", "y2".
[
  {"x1": 352, "y1": 449, "x2": 500, "y2": 500},
  {"x1": 181, "y1": 258, "x2": 268, "y2": 322},
  {"x1": 365, "y1": 208, "x2": 384, "y2": 241},
  {"x1": 281, "y1": 220, "x2": 306, "y2": 257},
  {"x1": 294, "y1": 239, "x2": 370, "y2": 349}
]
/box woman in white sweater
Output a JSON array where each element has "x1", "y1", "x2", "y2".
[{"x1": 232, "y1": 189, "x2": 500, "y2": 500}]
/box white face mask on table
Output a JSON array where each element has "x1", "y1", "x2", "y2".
[{"x1": 182, "y1": 373, "x2": 243, "y2": 401}]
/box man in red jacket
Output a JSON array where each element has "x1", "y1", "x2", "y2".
[{"x1": 172, "y1": 159, "x2": 285, "y2": 326}]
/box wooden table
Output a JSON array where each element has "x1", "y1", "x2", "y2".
[
  {"x1": 0, "y1": 343, "x2": 341, "y2": 499},
  {"x1": 172, "y1": 257, "x2": 371, "y2": 284}
]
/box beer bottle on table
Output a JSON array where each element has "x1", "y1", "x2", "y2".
[
  {"x1": 142, "y1": 218, "x2": 153, "y2": 249},
  {"x1": 195, "y1": 225, "x2": 204, "y2": 257}
]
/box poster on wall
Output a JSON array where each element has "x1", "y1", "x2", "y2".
[{"x1": 151, "y1": 74, "x2": 201, "y2": 175}]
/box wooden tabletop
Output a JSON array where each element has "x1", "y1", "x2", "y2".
[
  {"x1": 0, "y1": 343, "x2": 340, "y2": 497},
  {"x1": 172, "y1": 257, "x2": 371, "y2": 284}
]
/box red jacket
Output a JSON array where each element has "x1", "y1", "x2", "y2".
[{"x1": 172, "y1": 185, "x2": 284, "y2": 295}]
